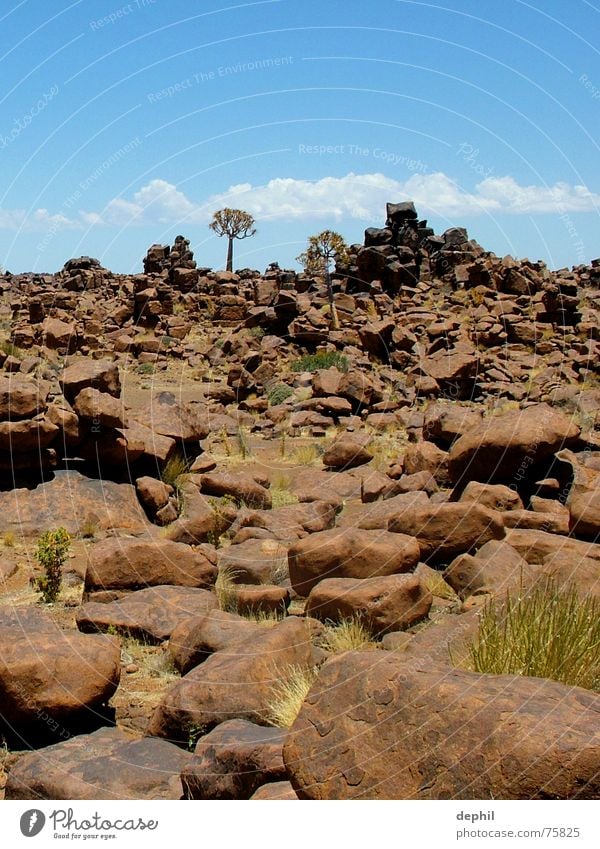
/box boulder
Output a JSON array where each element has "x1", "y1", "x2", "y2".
[
  {"x1": 132, "y1": 392, "x2": 208, "y2": 443},
  {"x1": 250, "y1": 781, "x2": 298, "y2": 800},
  {"x1": 84, "y1": 538, "x2": 217, "y2": 594},
  {"x1": 322, "y1": 435, "x2": 373, "y2": 470},
  {"x1": 305, "y1": 574, "x2": 432, "y2": 634},
  {"x1": 217, "y1": 539, "x2": 288, "y2": 585},
  {"x1": 388, "y1": 503, "x2": 505, "y2": 565},
  {"x1": 0, "y1": 470, "x2": 149, "y2": 536},
  {"x1": 556, "y1": 449, "x2": 600, "y2": 539},
  {"x1": 198, "y1": 470, "x2": 272, "y2": 510},
  {"x1": 5, "y1": 727, "x2": 191, "y2": 800},
  {"x1": 163, "y1": 481, "x2": 234, "y2": 545},
  {"x1": 147, "y1": 617, "x2": 314, "y2": 744},
  {"x1": 169, "y1": 609, "x2": 260, "y2": 674},
  {"x1": 288, "y1": 528, "x2": 420, "y2": 596},
  {"x1": 0, "y1": 375, "x2": 50, "y2": 420},
  {"x1": 448, "y1": 404, "x2": 580, "y2": 484},
  {"x1": 0, "y1": 608, "x2": 120, "y2": 728},
  {"x1": 444, "y1": 540, "x2": 537, "y2": 600},
  {"x1": 73, "y1": 388, "x2": 127, "y2": 428},
  {"x1": 459, "y1": 480, "x2": 523, "y2": 512},
  {"x1": 77, "y1": 586, "x2": 218, "y2": 643},
  {"x1": 0, "y1": 416, "x2": 58, "y2": 451},
  {"x1": 357, "y1": 491, "x2": 430, "y2": 529},
  {"x1": 181, "y1": 719, "x2": 287, "y2": 799},
  {"x1": 60, "y1": 358, "x2": 121, "y2": 401},
  {"x1": 284, "y1": 654, "x2": 600, "y2": 799},
  {"x1": 136, "y1": 476, "x2": 171, "y2": 513}
]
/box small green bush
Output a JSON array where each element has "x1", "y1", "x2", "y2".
[
  {"x1": 290, "y1": 351, "x2": 349, "y2": 373},
  {"x1": 136, "y1": 362, "x2": 155, "y2": 375},
  {"x1": 34, "y1": 527, "x2": 71, "y2": 604},
  {"x1": 463, "y1": 578, "x2": 600, "y2": 691},
  {"x1": 267, "y1": 383, "x2": 293, "y2": 406}
]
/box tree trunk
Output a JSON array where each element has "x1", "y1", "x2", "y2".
[
  {"x1": 226, "y1": 237, "x2": 234, "y2": 272},
  {"x1": 326, "y1": 270, "x2": 339, "y2": 330}
]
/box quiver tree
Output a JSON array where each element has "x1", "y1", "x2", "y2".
[
  {"x1": 297, "y1": 230, "x2": 349, "y2": 329},
  {"x1": 209, "y1": 208, "x2": 256, "y2": 272}
]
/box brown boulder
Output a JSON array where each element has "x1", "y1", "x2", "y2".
[
  {"x1": 60, "y1": 358, "x2": 121, "y2": 401},
  {"x1": 0, "y1": 416, "x2": 58, "y2": 451},
  {"x1": 288, "y1": 527, "x2": 420, "y2": 596},
  {"x1": 77, "y1": 585, "x2": 218, "y2": 643},
  {"x1": 198, "y1": 470, "x2": 271, "y2": 510},
  {"x1": 147, "y1": 617, "x2": 314, "y2": 743},
  {"x1": 181, "y1": 719, "x2": 287, "y2": 799},
  {"x1": 305, "y1": 574, "x2": 432, "y2": 634},
  {"x1": 0, "y1": 470, "x2": 149, "y2": 536},
  {"x1": 132, "y1": 392, "x2": 208, "y2": 443},
  {"x1": 448, "y1": 404, "x2": 580, "y2": 484},
  {"x1": 357, "y1": 491, "x2": 429, "y2": 529},
  {"x1": 251, "y1": 781, "x2": 298, "y2": 799},
  {"x1": 388, "y1": 503, "x2": 505, "y2": 564},
  {"x1": 163, "y1": 481, "x2": 234, "y2": 545},
  {"x1": 323, "y1": 435, "x2": 373, "y2": 470},
  {"x1": 217, "y1": 539, "x2": 288, "y2": 585},
  {"x1": 284, "y1": 654, "x2": 600, "y2": 799},
  {"x1": 73, "y1": 387, "x2": 127, "y2": 428},
  {"x1": 42, "y1": 317, "x2": 77, "y2": 352},
  {"x1": 0, "y1": 375, "x2": 50, "y2": 420},
  {"x1": 444, "y1": 540, "x2": 537, "y2": 600},
  {"x1": 556, "y1": 449, "x2": 600, "y2": 538},
  {"x1": 5, "y1": 727, "x2": 191, "y2": 800},
  {"x1": 136, "y1": 476, "x2": 171, "y2": 513},
  {"x1": 0, "y1": 608, "x2": 120, "y2": 727},
  {"x1": 459, "y1": 480, "x2": 523, "y2": 512},
  {"x1": 84, "y1": 537, "x2": 217, "y2": 594},
  {"x1": 168, "y1": 609, "x2": 260, "y2": 674}
]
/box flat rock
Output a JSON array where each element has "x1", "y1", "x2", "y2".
[
  {"x1": 0, "y1": 470, "x2": 149, "y2": 536},
  {"x1": 77, "y1": 585, "x2": 218, "y2": 643},
  {"x1": 5, "y1": 726, "x2": 191, "y2": 799}
]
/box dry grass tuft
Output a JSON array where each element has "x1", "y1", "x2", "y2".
[
  {"x1": 315, "y1": 616, "x2": 379, "y2": 653},
  {"x1": 264, "y1": 664, "x2": 320, "y2": 727}
]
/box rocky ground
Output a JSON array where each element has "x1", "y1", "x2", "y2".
[{"x1": 1, "y1": 202, "x2": 600, "y2": 800}]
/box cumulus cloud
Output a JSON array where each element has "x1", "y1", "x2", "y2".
[{"x1": 1, "y1": 172, "x2": 598, "y2": 232}]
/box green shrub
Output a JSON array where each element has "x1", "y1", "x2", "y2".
[
  {"x1": 34, "y1": 527, "x2": 71, "y2": 603},
  {"x1": 290, "y1": 351, "x2": 349, "y2": 373},
  {"x1": 136, "y1": 362, "x2": 155, "y2": 375},
  {"x1": 267, "y1": 383, "x2": 293, "y2": 406},
  {"x1": 463, "y1": 578, "x2": 600, "y2": 691},
  {"x1": 160, "y1": 453, "x2": 190, "y2": 489}
]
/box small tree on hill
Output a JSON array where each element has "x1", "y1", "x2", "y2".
[
  {"x1": 297, "y1": 230, "x2": 349, "y2": 330},
  {"x1": 209, "y1": 208, "x2": 256, "y2": 272}
]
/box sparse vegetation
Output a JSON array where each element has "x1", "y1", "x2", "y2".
[
  {"x1": 0, "y1": 339, "x2": 23, "y2": 359},
  {"x1": 2, "y1": 531, "x2": 15, "y2": 547},
  {"x1": 315, "y1": 616, "x2": 379, "y2": 653},
  {"x1": 290, "y1": 443, "x2": 323, "y2": 466},
  {"x1": 265, "y1": 664, "x2": 320, "y2": 728},
  {"x1": 34, "y1": 527, "x2": 71, "y2": 604},
  {"x1": 160, "y1": 453, "x2": 190, "y2": 489},
  {"x1": 290, "y1": 351, "x2": 349, "y2": 373},
  {"x1": 136, "y1": 362, "x2": 155, "y2": 375},
  {"x1": 267, "y1": 383, "x2": 293, "y2": 406},
  {"x1": 462, "y1": 578, "x2": 600, "y2": 691},
  {"x1": 422, "y1": 571, "x2": 459, "y2": 601},
  {"x1": 215, "y1": 564, "x2": 241, "y2": 612}
]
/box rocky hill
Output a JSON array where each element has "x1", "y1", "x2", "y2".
[{"x1": 1, "y1": 202, "x2": 600, "y2": 800}]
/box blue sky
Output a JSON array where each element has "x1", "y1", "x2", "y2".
[{"x1": 1, "y1": 0, "x2": 599, "y2": 273}]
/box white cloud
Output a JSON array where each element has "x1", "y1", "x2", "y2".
[{"x1": 1, "y1": 172, "x2": 598, "y2": 233}]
